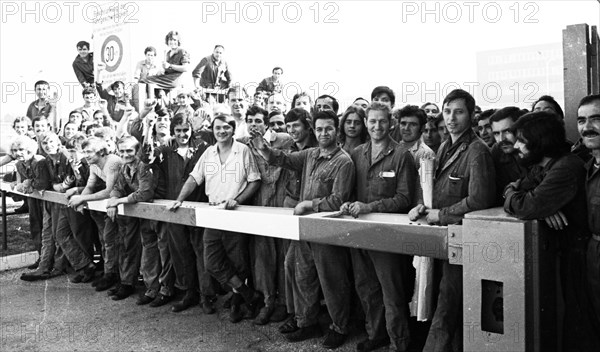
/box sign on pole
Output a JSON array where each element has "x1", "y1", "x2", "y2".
[{"x1": 92, "y1": 3, "x2": 133, "y2": 86}]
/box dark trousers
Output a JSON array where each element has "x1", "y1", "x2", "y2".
[
  {"x1": 90, "y1": 211, "x2": 118, "y2": 274},
  {"x1": 423, "y1": 261, "x2": 462, "y2": 352},
  {"x1": 28, "y1": 197, "x2": 43, "y2": 254},
  {"x1": 116, "y1": 216, "x2": 142, "y2": 286},
  {"x1": 291, "y1": 241, "x2": 351, "y2": 334},
  {"x1": 251, "y1": 236, "x2": 289, "y2": 305},
  {"x1": 588, "y1": 237, "x2": 600, "y2": 335},
  {"x1": 39, "y1": 202, "x2": 66, "y2": 273},
  {"x1": 168, "y1": 224, "x2": 214, "y2": 297},
  {"x1": 560, "y1": 242, "x2": 600, "y2": 351},
  {"x1": 351, "y1": 249, "x2": 413, "y2": 351},
  {"x1": 140, "y1": 221, "x2": 175, "y2": 297},
  {"x1": 55, "y1": 205, "x2": 93, "y2": 271},
  {"x1": 203, "y1": 228, "x2": 249, "y2": 288}
]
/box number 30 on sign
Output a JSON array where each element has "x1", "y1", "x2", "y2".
[{"x1": 101, "y1": 35, "x2": 123, "y2": 73}]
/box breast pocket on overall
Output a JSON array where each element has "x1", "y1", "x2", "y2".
[{"x1": 447, "y1": 174, "x2": 466, "y2": 201}]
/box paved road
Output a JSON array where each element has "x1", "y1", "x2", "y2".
[{"x1": 0, "y1": 267, "x2": 373, "y2": 352}]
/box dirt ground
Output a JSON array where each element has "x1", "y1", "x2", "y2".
[{"x1": 0, "y1": 268, "x2": 379, "y2": 352}]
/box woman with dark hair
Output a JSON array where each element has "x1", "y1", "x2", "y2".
[
  {"x1": 420, "y1": 102, "x2": 439, "y2": 119},
  {"x1": 338, "y1": 106, "x2": 367, "y2": 153},
  {"x1": 140, "y1": 31, "x2": 190, "y2": 98}
]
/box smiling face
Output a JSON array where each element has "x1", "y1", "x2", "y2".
[
  {"x1": 41, "y1": 136, "x2": 59, "y2": 155},
  {"x1": 344, "y1": 113, "x2": 363, "y2": 139},
  {"x1": 399, "y1": 116, "x2": 422, "y2": 143},
  {"x1": 64, "y1": 123, "x2": 77, "y2": 140},
  {"x1": 213, "y1": 118, "x2": 234, "y2": 144},
  {"x1": 83, "y1": 145, "x2": 102, "y2": 165},
  {"x1": 35, "y1": 84, "x2": 49, "y2": 100},
  {"x1": 213, "y1": 46, "x2": 224, "y2": 61},
  {"x1": 12, "y1": 145, "x2": 34, "y2": 161},
  {"x1": 69, "y1": 112, "x2": 83, "y2": 128},
  {"x1": 173, "y1": 123, "x2": 192, "y2": 147},
  {"x1": 272, "y1": 68, "x2": 283, "y2": 81},
  {"x1": 155, "y1": 114, "x2": 171, "y2": 135},
  {"x1": 269, "y1": 114, "x2": 285, "y2": 133},
  {"x1": 366, "y1": 109, "x2": 390, "y2": 142},
  {"x1": 492, "y1": 118, "x2": 517, "y2": 154},
  {"x1": 443, "y1": 99, "x2": 472, "y2": 139},
  {"x1": 77, "y1": 45, "x2": 89, "y2": 59},
  {"x1": 167, "y1": 38, "x2": 179, "y2": 50},
  {"x1": 14, "y1": 121, "x2": 29, "y2": 135},
  {"x1": 314, "y1": 118, "x2": 337, "y2": 149},
  {"x1": 117, "y1": 139, "x2": 138, "y2": 164},
  {"x1": 228, "y1": 92, "x2": 246, "y2": 118},
  {"x1": 33, "y1": 119, "x2": 49, "y2": 137},
  {"x1": 286, "y1": 120, "x2": 309, "y2": 144},
  {"x1": 145, "y1": 50, "x2": 157, "y2": 64},
  {"x1": 578, "y1": 101, "x2": 600, "y2": 151}
]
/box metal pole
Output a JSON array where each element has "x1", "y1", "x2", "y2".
[{"x1": 2, "y1": 190, "x2": 7, "y2": 250}]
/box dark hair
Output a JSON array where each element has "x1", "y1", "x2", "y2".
[
  {"x1": 69, "y1": 110, "x2": 82, "y2": 118},
  {"x1": 338, "y1": 106, "x2": 367, "y2": 144},
  {"x1": 246, "y1": 106, "x2": 269, "y2": 125},
  {"x1": 110, "y1": 81, "x2": 125, "y2": 91},
  {"x1": 421, "y1": 102, "x2": 439, "y2": 111},
  {"x1": 165, "y1": 31, "x2": 181, "y2": 46},
  {"x1": 76, "y1": 41, "x2": 89, "y2": 49},
  {"x1": 315, "y1": 94, "x2": 339, "y2": 114},
  {"x1": 353, "y1": 97, "x2": 368, "y2": 104},
  {"x1": 395, "y1": 105, "x2": 428, "y2": 127},
  {"x1": 371, "y1": 86, "x2": 396, "y2": 107},
  {"x1": 85, "y1": 123, "x2": 101, "y2": 135},
  {"x1": 476, "y1": 109, "x2": 497, "y2": 123},
  {"x1": 211, "y1": 114, "x2": 236, "y2": 134},
  {"x1": 144, "y1": 46, "x2": 157, "y2": 55},
  {"x1": 442, "y1": 89, "x2": 476, "y2": 116},
  {"x1": 34, "y1": 80, "x2": 49, "y2": 89},
  {"x1": 272, "y1": 67, "x2": 283, "y2": 74},
  {"x1": 13, "y1": 116, "x2": 31, "y2": 129},
  {"x1": 578, "y1": 94, "x2": 600, "y2": 109},
  {"x1": 512, "y1": 111, "x2": 567, "y2": 159},
  {"x1": 365, "y1": 102, "x2": 392, "y2": 121},
  {"x1": 82, "y1": 87, "x2": 96, "y2": 97},
  {"x1": 31, "y1": 116, "x2": 49, "y2": 126},
  {"x1": 170, "y1": 111, "x2": 194, "y2": 136},
  {"x1": 285, "y1": 108, "x2": 313, "y2": 131},
  {"x1": 313, "y1": 110, "x2": 339, "y2": 129},
  {"x1": 214, "y1": 44, "x2": 224, "y2": 50},
  {"x1": 531, "y1": 95, "x2": 564, "y2": 120},
  {"x1": 489, "y1": 107, "x2": 526, "y2": 124},
  {"x1": 93, "y1": 110, "x2": 112, "y2": 127},
  {"x1": 432, "y1": 112, "x2": 444, "y2": 127}
]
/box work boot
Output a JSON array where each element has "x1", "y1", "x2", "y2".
[
  {"x1": 285, "y1": 324, "x2": 323, "y2": 342},
  {"x1": 229, "y1": 293, "x2": 244, "y2": 323},
  {"x1": 201, "y1": 295, "x2": 216, "y2": 315},
  {"x1": 149, "y1": 294, "x2": 172, "y2": 308},
  {"x1": 171, "y1": 290, "x2": 199, "y2": 312},
  {"x1": 20, "y1": 270, "x2": 50, "y2": 282},
  {"x1": 95, "y1": 273, "x2": 119, "y2": 292},
  {"x1": 27, "y1": 259, "x2": 40, "y2": 270},
  {"x1": 322, "y1": 329, "x2": 347, "y2": 349},
  {"x1": 111, "y1": 284, "x2": 134, "y2": 300}
]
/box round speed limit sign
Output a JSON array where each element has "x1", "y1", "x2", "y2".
[{"x1": 101, "y1": 35, "x2": 123, "y2": 73}]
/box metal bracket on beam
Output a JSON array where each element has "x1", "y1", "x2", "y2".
[{"x1": 448, "y1": 224, "x2": 462, "y2": 265}]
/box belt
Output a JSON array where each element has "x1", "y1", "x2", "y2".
[{"x1": 592, "y1": 234, "x2": 600, "y2": 242}]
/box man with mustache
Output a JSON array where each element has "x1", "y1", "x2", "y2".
[
  {"x1": 504, "y1": 111, "x2": 598, "y2": 351},
  {"x1": 489, "y1": 107, "x2": 528, "y2": 205},
  {"x1": 577, "y1": 94, "x2": 600, "y2": 334}
]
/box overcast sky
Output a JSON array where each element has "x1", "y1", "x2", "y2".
[{"x1": 1, "y1": 0, "x2": 599, "y2": 122}]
